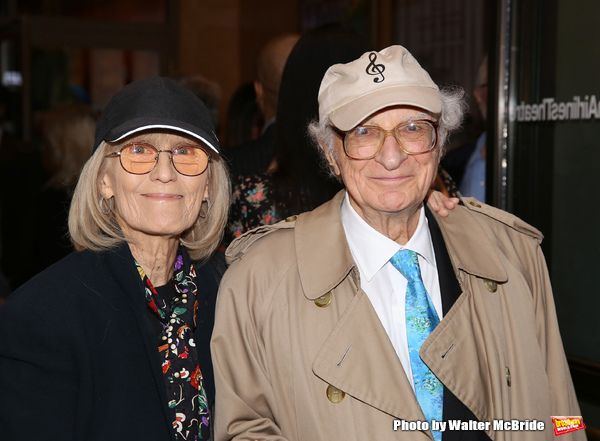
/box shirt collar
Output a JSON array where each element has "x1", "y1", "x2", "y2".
[{"x1": 340, "y1": 192, "x2": 436, "y2": 282}]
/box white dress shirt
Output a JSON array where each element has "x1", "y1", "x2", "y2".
[{"x1": 340, "y1": 192, "x2": 443, "y2": 390}]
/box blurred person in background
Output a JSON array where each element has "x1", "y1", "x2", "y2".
[
  {"x1": 0, "y1": 77, "x2": 230, "y2": 441},
  {"x1": 0, "y1": 86, "x2": 45, "y2": 292},
  {"x1": 224, "y1": 82, "x2": 262, "y2": 149},
  {"x1": 224, "y1": 33, "x2": 300, "y2": 176},
  {"x1": 442, "y1": 56, "x2": 488, "y2": 200},
  {"x1": 224, "y1": 23, "x2": 373, "y2": 245},
  {"x1": 459, "y1": 55, "x2": 488, "y2": 201},
  {"x1": 174, "y1": 74, "x2": 222, "y2": 130},
  {"x1": 36, "y1": 103, "x2": 97, "y2": 272}
]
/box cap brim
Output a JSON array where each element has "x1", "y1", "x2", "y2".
[
  {"x1": 105, "y1": 117, "x2": 220, "y2": 154},
  {"x1": 329, "y1": 86, "x2": 441, "y2": 130}
]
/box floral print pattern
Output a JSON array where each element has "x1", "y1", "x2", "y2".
[
  {"x1": 137, "y1": 247, "x2": 210, "y2": 440},
  {"x1": 432, "y1": 165, "x2": 462, "y2": 198},
  {"x1": 390, "y1": 249, "x2": 443, "y2": 441},
  {"x1": 225, "y1": 173, "x2": 285, "y2": 246}
]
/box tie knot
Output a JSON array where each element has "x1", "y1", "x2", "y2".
[{"x1": 390, "y1": 249, "x2": 422, "y2": 282}]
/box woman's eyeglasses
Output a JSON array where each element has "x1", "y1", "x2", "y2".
[{"x1": 105, "y1": 142, "x2": 211, "y2": 176}]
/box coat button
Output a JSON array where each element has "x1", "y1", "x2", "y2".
[
  {"x1": 483, "y1": 279, "x2": 497, "y2": 293},
  {"x1": 506, "y1": 366, "x2": 511, "y2": 387},
  {"x1": 326, "y1": 385, "x2": 345, "y2": 403},
  {"x1": 470, "y1": 201, "x2": 482, "y2": 208},
  {"x1": 314, "y1": 291, "x2": 333, "y2": 308},
  {"x1": 285, "y1": 215, "x2": 297, "y2": 222}
]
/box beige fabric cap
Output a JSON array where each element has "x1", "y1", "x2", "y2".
[{"x1": 318, "y1": 45, "x2": 441, "y2": 130}]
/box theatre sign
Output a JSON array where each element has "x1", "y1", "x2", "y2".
[{"x1": 510, "y1": 95, "x2": 600, "y2": 122}]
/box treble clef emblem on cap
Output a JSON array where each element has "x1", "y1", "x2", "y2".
[{"x1": 365, "y1": 52, "x2": 385, "y2": 83}]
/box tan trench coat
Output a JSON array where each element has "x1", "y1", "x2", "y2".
[{"x1": 211, "y1": 191, "x2": 584, "y2": 441}]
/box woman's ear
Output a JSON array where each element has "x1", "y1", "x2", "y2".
[
  {"x1": 203, "y1": 182, "x2": 210, "y2": 201},
  {"x1": 100, "y1": 169, "x2": 115, "y2": 199}
]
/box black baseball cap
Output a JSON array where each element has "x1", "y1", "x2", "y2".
[{"x1": 93, "y1": 77, "x2": 220, "y2": 154}]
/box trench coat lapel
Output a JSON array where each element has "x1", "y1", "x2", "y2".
[
  {"x1": 312, "y1": 288, "x2": 426, "y2": 421},
  {"x1": 426, "y1": 208, "x2": 492, "y2": 441},
  {"x1": 420, "y1": 204, "x2": 509, "y2": 426},
  {"x1": 299, "y1": 192, "x2": 424, "y2": 420}
]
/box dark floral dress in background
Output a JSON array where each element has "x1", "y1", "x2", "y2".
[{"x1": 225, "y1": 173, "x2": 287, "y2": 246}]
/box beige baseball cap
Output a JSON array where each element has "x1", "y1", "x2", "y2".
[{"x1": 318, "y1": 45, "x2": 441, "y2": 130}]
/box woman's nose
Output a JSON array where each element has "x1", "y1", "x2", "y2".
[{"x1": 150, "y1": 150, "x2": 178, "y2": 181}]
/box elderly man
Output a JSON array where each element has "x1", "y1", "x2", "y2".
[{"x1": 211, "y1": 46, "x2": 583, "y2": 441}]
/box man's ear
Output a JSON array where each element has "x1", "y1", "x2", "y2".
[
  {"x1": 322, "y1": 145, "x2": 341, "y2": 176},
  {"x1": 254, "y1": 80, "x2": 265, "y2": 113}
]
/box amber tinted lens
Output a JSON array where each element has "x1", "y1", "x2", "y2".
[
  {"x1": 119, "y1": 143, "x2": 158, "y2": 174},
  {"x1": 171, "y1": 145, "x2": 209, "y2": 176}
]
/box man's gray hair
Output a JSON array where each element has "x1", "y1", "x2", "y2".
[{"x1": 309, "y1": 86, "x2": 467, "y2": 180}]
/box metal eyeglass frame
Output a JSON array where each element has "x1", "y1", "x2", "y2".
[
  {"x1": 331, "y1": 119, "x2": 439, "y2": 160},
  {"x1": 104, "y1": 142, "x2": 211, "y2": 176}
]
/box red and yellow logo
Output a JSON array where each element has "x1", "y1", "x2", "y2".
[{"x1": 551, "y1": 416, "x2": 585, "y2": 436}]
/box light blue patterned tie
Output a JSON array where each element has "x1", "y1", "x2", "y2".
[{"x1": 391, "y1": 249, "x2": 443, "y2": 441}]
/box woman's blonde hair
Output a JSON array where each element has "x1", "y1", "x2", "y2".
[{"x1": 68, "y1": 140, "x2": 231, "y2": 262}]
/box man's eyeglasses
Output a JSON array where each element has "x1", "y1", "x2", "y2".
[
  {"x1": 332, "y1": 119, "x2": 438, "y2": 160},
  {"x1": 105, "y1": 142, "x2": 211, "y2": 176}
]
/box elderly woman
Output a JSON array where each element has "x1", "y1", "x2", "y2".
[
  {"x1": 0, "y1": 77, "x2": 230, "y2": 440},
  {"x1": 211, "y1": 46, "x2": 582, "y2": 441}
]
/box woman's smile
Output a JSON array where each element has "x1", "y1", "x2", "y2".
[{"x1": 142, "y1": 193, "x2": 184, "y2": 200}]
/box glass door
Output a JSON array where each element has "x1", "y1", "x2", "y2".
[{"x1": 502, "y1": 0, "x2": 600, "y2": 419}]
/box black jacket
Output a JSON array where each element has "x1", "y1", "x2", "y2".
[{"x1": 0, "y1": 243, "x2": 222, "y2": 441}]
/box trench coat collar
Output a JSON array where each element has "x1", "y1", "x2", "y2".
[
  {"x1": 294, "y1": 191, "x2": 356, "y2": 300},
  {"x1": 295, "y1": 191, "x2": 508, "y2": 301}
]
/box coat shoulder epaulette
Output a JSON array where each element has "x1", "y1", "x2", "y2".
[
  {"x1": 461, "y1": 197, "x2": 543, "y2": 242},
  {"x1": 225, "y1": 215, "x2": 299, "y2": 265}
]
